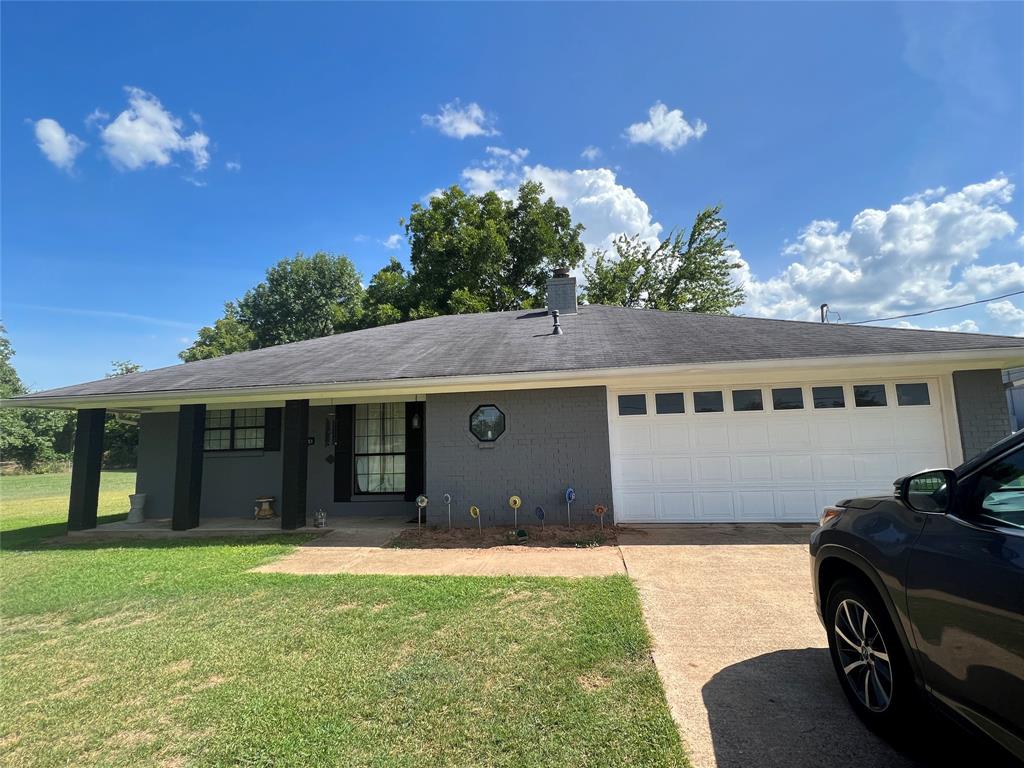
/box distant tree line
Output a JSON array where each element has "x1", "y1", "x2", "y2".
[
  {"x1": 1, "y1": 330, "x2": 140, "y2": 473},
  {"x1": 180, "y1": 182, "x2": 745, "y2": 362}
]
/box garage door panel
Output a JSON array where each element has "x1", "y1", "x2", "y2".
[
  {"x1": 618, "y1": 424, "x2": 653, "y2": 454},
  {"x1": 734, "y1": 455, "x2": 773, "y2": 482},
  {"x1": 619, "y1": 492, "x2": 655, "y2": 521},
  {"x1": 896, "y1": 451, "x2": 948, "y2": 477},
  {"x1": 736, "y1": 490, "x2": 774, "y2": 521},
  {"x1": 659, "y1": 492, "x2": 696, "y2": 521},
  {"x1": 697, "y1": 492, "x2": 735, "y2": 520},
  {"x1": 654, "y1": 423, "x2": 691, "y2": 451},
  {"x1": 775, "y1": 490, "x2": 818, "y2": 520},
  {"x1": 774, "y1": 454, "x2": 814, "y2": 482},
  {"x1": 618, "y1": 458, "x2": 654, "y2": 484},
  {"x1": 814, "y1": 419, "x2": 853, "y2": 449},
  {"x1": 854, "y1": 453, "x2": 898, "y2": 482},
  {"x1": 814, "y1": 454, "x2": 858, "y2": 482},
  {"x1": 770, "y1": 421, "x2": 812, "y2": 449},
  {"x1": 851, "y1": 418, "x2": 895, "y2": 448},
  {"x1": 655, "y1": 457, "x2": 692, "y2": 483},
  {"x1": 692, "y1": 423, "x2": 729, "y2": 450},
  {"x1": 696, "y1": 456, "x2": 732, "y2": 482},
  {"x1": 729, "y1": 421, "x2": 770, "y2": 449}
]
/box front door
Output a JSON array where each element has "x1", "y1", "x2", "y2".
[{"x1": 906, "y1": 441, "x2": 1024, "y2": 748}]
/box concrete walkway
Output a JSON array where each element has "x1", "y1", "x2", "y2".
[
  {"x1": 254, "y1": 519, "x2": 626, "y2": 577},
  {"x1": 617, "y1": 524, "x2": 921, "y2": 768}
]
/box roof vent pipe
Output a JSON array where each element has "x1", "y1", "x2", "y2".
[{"x1": 551, "y1": 309, "x2": 563, "y2": 335}]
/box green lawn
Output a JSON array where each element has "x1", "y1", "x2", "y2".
[{"x1": 0, "y1": 472, "x2": 687, "y2": 767}]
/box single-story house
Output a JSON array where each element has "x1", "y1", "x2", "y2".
[{"x1": 10, "y1": 271, "x2": 1024, "y2": 530}]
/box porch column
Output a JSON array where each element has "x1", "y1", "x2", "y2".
[
  {"x1": 172, "y1": 404, "x2": 206, "y2": 531},
  {"x1": 67, "y1": 408, "x2": 106, "y2": 531},
  {"x1": 281, "y1": 399, "x2": 309, "y2": 530}
]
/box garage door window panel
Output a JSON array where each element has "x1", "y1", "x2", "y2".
[
  {"x1": 694, "y1": 391, "x2": 724, "y2": 413},
  {"x1": 655, "y1": 393, "x2": 685, "y2": 414},
  {"x1": 732, "y1": 389, "x2": 764, "y2": 412},
  {"x1": 618, "y1": 394, "x2": 647, "y2": 416},
  {"x1": 813, "y1": 386, "x2": 846, "y2": 409},
  {"x1": 772, "y1": 387, "x2": 804, "y2": 411},
  {"x1": 854, "y1": 385, "x2": 888, "y2": 408},
  {"x1": 896, "y1": 383, "x2": 931, "y2": 406}
]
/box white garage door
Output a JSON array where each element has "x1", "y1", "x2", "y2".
[{"x1": 609, "y1": 379, "x2": 951, "y2": 523}]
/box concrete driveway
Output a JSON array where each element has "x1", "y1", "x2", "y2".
[{"x1": 617, "y1": 525, "x2": 923, "y2": 768}]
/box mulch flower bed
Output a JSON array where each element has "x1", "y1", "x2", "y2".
[{"x1": 391, "y1": 523, "x2": 625, "y2": 549}]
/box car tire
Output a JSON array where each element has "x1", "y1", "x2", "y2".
[{"x1": 825, "y1": 577, "x2": 916, "y2": 735}]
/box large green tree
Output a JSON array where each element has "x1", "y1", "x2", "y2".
[
  {"x1": 405, "y1": 181, "x2": 586, "y2": 313},
  {"x1": 582, "y1": 205, "x2": 745, "y2": 314},
  {"x1": 180, "y1": 253, "x2": 363, "y2": 361}
]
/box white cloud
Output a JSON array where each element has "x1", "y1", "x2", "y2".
[
  {"x1": 456, "y1": 147, "x2": 661, "y2": 253},
  {"x1": 381, "y1": 234, "x2": 403, "y2": 250},
  {"x1": 353, "y1": 234, "x2": 369, "y2": 243},
  {"x1": 893, "y1": 319, "x2": 981, "y2": 333},
  {"x1": 33, "y1": 118, "x2": 86, "y2": 171},
  {"x1": 182, "y1": 175, "x2": 207, "y2": 188},
  {"x1": 84, "y1": 108, "x2": 109, "y2": 129},
  {"x1": 625, "y1": 101, "x2": 707, "y2": 151},
  {"x1": 99, "y1": 87, "x2": 210, "y2": 171},
  {"x1": 737, "y1": 177, "x2": 1020, "y2": 328},
  {"x1": 225, "y1": 160, "x2": 241, "y2": 172},
  {"x1": 580, "y1": 145, "x2": 602, "y2": 162},
  {"x1": 421, "y1": 99, "x2": 498, "y2": 139},
  {"x1": 987, "y1": 300, "x2": 1024, "y2": 336},
  {"x1": 189, "y1": 110, "x2": 203, "y2": 126}
]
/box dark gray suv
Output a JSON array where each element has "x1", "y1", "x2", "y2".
[{"x1": 810, "y1": 431, "x2": 1024, "y2": 762}]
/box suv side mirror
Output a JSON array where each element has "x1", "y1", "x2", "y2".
[{"x1": 896, "y1": 469, "x2": 957, "y2": 514}]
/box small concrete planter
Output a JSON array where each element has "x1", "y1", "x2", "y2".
[{"x1": 125, "y1": 493, "x2": 147, "y2": 524}]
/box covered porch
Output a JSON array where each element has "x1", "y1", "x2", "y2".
[{"x1": 65, "y1": 397, "x2": 426, "y2": 534}]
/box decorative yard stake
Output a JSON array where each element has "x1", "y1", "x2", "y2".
[
  {"x1": 565, "y1": 487, "x2": 576, "y2": 531},
  {"x1": 535, "y1": 506, "x2": 545, "y2": 530},
  {"x1": 508, "y1": 495, "x2": 522, "y2": 529},
  {"x1": 415, "y1": 495, "x2": 428, "y2": 529},
  {"x1": 469, "y1": 505, "x2": 481, "y2": 535},
  {"x1": 443, "y1": 493, "x2": 452, "y2": 531},
  {"x1": 593, "y1": 504, "x2": 607, "y2": 531}
]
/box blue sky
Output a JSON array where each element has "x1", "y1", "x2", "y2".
[{"x1": 3, "y1": 2, "x2": 1022, "y2": 391}]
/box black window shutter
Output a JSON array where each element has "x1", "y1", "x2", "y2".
[
  {"x1": 405, "y1": 401, "x2": 425, "y2": 501},
  {"x1": 334, "y1": 404, "x2": 354, "y2": 502},
  {"x1": 263, "y1": 408, "x2": 282, "y2": 451}
]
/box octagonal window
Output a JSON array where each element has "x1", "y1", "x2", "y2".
[{"x1": 470, "y1": 405, "x2": 505, "y2": 442}]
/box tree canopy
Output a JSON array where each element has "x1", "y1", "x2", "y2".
[
  {"x1": 582, "y1": 206, "x2": 745, "y2": 314},
  {"x1": 177, "y1": 186, "x2": 745, "y2": 364}
]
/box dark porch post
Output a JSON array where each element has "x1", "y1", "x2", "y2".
[
  {"x1": 67, "y1": 408, "x2": 106, "y2": 531},
  {"x1": 281, "y1": 399, "x2": 309, "y2": 530},
  {"x1": 172, "y1": 404, "x2": 206, "y2": 531}
]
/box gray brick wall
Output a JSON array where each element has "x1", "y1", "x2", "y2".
[
  {"x1": 424, "y1": 386, "x2": 613, "y2": 527},
  {"x1": 136, "y1": 412, "x2": 178, "y2": 519},
  {"x1": 546, "y1": 276, "x2": 578, "y2": 314},
  {"x1": 953, "y1": 369, "x2": 1011, "y2": 461}
]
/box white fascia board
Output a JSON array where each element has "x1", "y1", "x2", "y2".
[{"x1": 5, "y1": 347, "x2": 1024, "y2": 411}]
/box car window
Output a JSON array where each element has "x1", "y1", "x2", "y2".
[{"x1": 962, "y1": 445, "x2": 1024, "y2": 530}]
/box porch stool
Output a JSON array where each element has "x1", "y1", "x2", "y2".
[{"x1": 254, "y1": 496, "x2": 277, "y2": 520}]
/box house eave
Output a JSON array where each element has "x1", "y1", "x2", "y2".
[{"x1": 5, "y1": 347, "x2": 1024, "y2": 412}]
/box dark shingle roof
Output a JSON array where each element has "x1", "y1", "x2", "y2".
[{"x1": 15, "y1": 305, "x2": 1024, "y2": 402}]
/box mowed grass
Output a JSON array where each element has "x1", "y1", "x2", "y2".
[{"x1": 1, "y1": 472, "x2": 687, "y2": 768}]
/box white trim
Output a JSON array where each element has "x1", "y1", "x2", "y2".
[{"x1": 6, "y1": 348, "x2": 1023, "y2": 411}]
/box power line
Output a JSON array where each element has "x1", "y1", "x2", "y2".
[{"x1": 846, "y1": 289, "x2": 1024, "y2": 325}]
